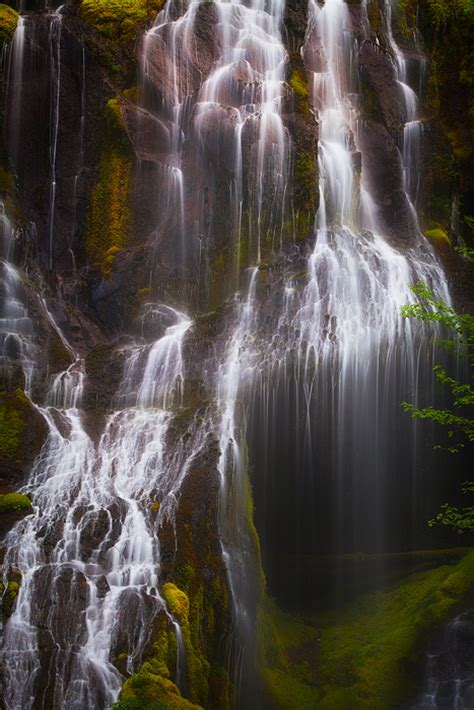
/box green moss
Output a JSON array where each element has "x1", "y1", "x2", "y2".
[
  {"x1": 115, "y1": 667, "x2": 203, "y2": 709},
  {"x1": 290, "y1": 67, "x2": 309, "y2": 106},
  {"x1": 0, "y1": 400, "x2": 26, "y2": 462},
  {"x1": 2, "y1": 580, "x2": 20, "y2": 617},
  {"x1": 81, "y1": 0, "x2": 165, "y2": 46},
  {"x1": 360, "y1": 71, "x2": 385, "y2": 124},
  {"x1": 85, "y1": 99, "x2": 133, "y2": 276},
  {"x1": 258, "y1": 596, "x2": 319, "y2": 709},
  {"x1": 0, "y1": 387, "x2": 47, "y2": 468},
  {"x1": 409, "y1": 0, "x2": 474, "y2": 233},
  {"x1": 315, "y1": 549, "x2": 474, "y2": 708},
  {"x1": 0, "y1": 4, "x2": 18, "y2": 45},
  {"x1": 0, "y1": 492, "x2": 31, "y2": 513},
  {"x1": 425, "y1": 227, "x2": 450, "y2": 243},
  {"x1": 293, "y1": 148, "x2": 317, "y2": 240},
  {"x1": 118, "y1": 581, "x2": 211, "y2": 709},
  {"x1": 162, "y1": 583, "x2": 190, "y2": 624},
  {"x1": 209, "y1": 246, "x2": 235, "y2": 310},
  {"x1": 258, "y1": 550, "x2": 474, "y2": 709}
]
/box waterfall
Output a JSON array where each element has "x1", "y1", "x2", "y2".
[
  {"x1": 47, "y1": 8, "x2": 63, "y2": 269},
  {"x1": 0, "y1": 203, "x2": 37, "y2": 392},
  {"x1": 215, "y1": 267, "x2": 262, "y2": 705},
  {"x1": 1, "y1": 307, "x2": 194, "y2": 708},
  {"x1": 0, "y1": 0, "x2": 461, "y2": 706},
  {"x1": 141, "y1": 0, "x2": 288, "y2": 286},
  {"x1": 246, "y1": 0, "x2": 450, "y2": 593},
  {"x1": 383, "y1": 0, "x2": 424, "y2": 209}
]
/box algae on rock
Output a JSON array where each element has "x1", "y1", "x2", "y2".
[{"x1": 0, "y1": 4, "x2": 18, "y2": 46}]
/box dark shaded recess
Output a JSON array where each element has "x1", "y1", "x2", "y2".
[{"x1": 248, "y1": 342, "x2": 473, "y2": 612}]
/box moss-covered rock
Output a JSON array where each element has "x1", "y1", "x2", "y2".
[
  {"x1": 285, "y1": 53, "x2": 318, "y2": 242},
  {"x1": 0, "y1": 399, "x2": 26, "y2": 462},
  {"x1": 115, "y1": 667, "x2": 203, "y2": 709},
  {"x1": 0, "y1": 4, "x2": 18, "y2": 45},
  {"x1": 162, "y1": 583, "x2": 190, "y2": 624},
  {"x1": 81, "y1": 0, "x2": 165, "y2": 46},
  {"x1": 0, "y1": 387, "x2": 47, "y2": 487},
  {"x1": 85, "y1": 97, "x2": 134, "y2": 277},
  {"x1": 425, "y1": 227, "x2": 450, "y2": 243},
  {"x1": 258, "y1": 596, "x2": 319, "y2": 709},
  {"x1": 259, "y1": 549, "x2": 474, "y2": 709},
  {"x1": 1, "y1": 579, "x2": 20, "y2": 618},
  {"x1": 403, "y1": 0, "x2": 474, "y2": 239},
  {"x1": 0, "y1": 492, "x2": 31, "y2": 514}
]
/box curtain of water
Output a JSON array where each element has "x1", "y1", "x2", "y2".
[
  {"x1": 0, "y1": 0, "x2": 457, "y2": 706},
  {"x1": 1, "y1": 307, "x2": 199, "y2": 708},
  {"x1": 245, "y1": 0, "x2": 450, "y2": 601}
]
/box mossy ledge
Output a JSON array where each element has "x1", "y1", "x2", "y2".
[
  {"x1": 0, "y1": 4, "x2": 18, "y2": 45},
  {"x1": 258, "y1": 549, "x2": 474, "y2": 709},
  {"x1": 81, "y1": 0, "x2": 166, "y2": 46},
  {"x1": 0, "y1": 492, "x2": 31, "y2": 514}
]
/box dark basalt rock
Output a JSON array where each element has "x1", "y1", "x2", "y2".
[
  {"x1": 143, "y1": 2, "x2": 220, "y2": 104},
  {"x1": 121, "y1": 100, "x2": 173, "y2": 163},
  {"x1": 358, "y1": 40, "x2": 405, "y2": 130},
  {"x1": 357, "y1": 119, "x2": 418, "y2": 242}
]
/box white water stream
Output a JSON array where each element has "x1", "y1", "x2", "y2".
[
  {"x1": 1, "y1": 307, "x2": 194, "y2": 709},
  {"x1": 0, "y1": 0, "x2": 455, "y2": 707}
]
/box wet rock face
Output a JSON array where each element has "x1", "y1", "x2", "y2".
[
  {"x1": 121, "y1": 101, "x2": 172, "y2": 163},
  {"x1": 357, "y1": 120, "x2": 417, "y2": 241},
  {"x1": 4, "y1": 15, "x2": 85, "y2": 270},
  {"x1": 143, "y1": 2, "x2": 220, "y2": 105},
  {"x1": 0, "y1": 386, "x2": 48, "y2": 492},
  {"x1": 413, "y1": 607, "x2": 474, "y2": 709},
  {"x1": 358, "y1": 41, "x2": 405, "y2": 129}
]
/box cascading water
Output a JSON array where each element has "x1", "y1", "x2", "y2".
[
  {"x1": 141, "y1": 0, "x2": 289, "y2": 287},
  {"x1": 0, "y1": 0, "x2": 467, "y2": 705},
  {"x1": 245, "y1": 0, "x2": 451, "y2": 602},
  {"x1": 215, "y1": 267, "x2": 262, "y2": 705},
  {"x1": 384, "y1": 0, "x2": 424, "y2": 208},
  {"x1": 47, "y1": 8, "x2": 62, "y2": 269},
  {"x1": 1, "y1": 306, "x2": 195, "y2": 708},
  {"x1": 0, "y1": 203, "x2": 38, "y2": 391},
  {"x1": 141, "y1": 0, "x2": 290, "y2": 699}
]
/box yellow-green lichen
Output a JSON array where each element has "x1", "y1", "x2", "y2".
[
  {"x1": 162, "y1": 583, "x2": 190, "y2": 625},
  {"x1": 81, "y1": 0, "x2": 165, "y2": 46},
  {"x1": 289, "y1": 62, "x2": 311, "y2": 122},
  {"x1": 0, "y1": 400, "x2": 26, "y2": 462},
  {"x1": 0, "y1": 4, "x2": 18, "y2": 45},
  {"x1": 85, "y1": 113, "x2": 132, "y2": 276},
  {"x1": 0, "y1": 492, "x2": 31, "y2": 513},
  {"x1": 425, "y1": 227, "x2": 450, "y2": 243}
]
